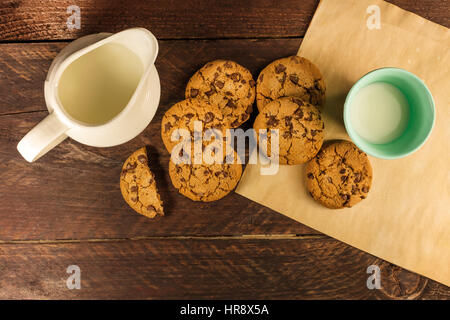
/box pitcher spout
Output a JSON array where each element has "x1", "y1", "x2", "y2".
[{"x1": 108, "y1": 28, "x2": 159, "y2": 72}]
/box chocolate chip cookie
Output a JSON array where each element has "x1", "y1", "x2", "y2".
[
  {"x1": 305, "y1": 140, "x2": 372, "y2": 209},
  {"x1": 253, "y1": 97, "x2": 324, "y2": 165},
  {"x1": 256, "y1": 55, "x2": 326, "y2": 111},
  {"x1": 169, "y1": 150, "x2": 242, "y2": 202},
  {"x1": 185, "y1": 60, "x2": 256, "y2": 127},
  {"x1": 161, "y1": 98, "x2": 226, "y2": 153},
  {"x1": 120, "y1": 147, "x2": 164, "y2": 218}
]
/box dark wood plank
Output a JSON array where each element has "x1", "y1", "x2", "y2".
[
  {"x1": 0, "y1": 0, "x2": 448, "y2": 41},
  {"x1": 0, "y1": 238, "x2": 447, "y2": 299},
  {"x1": 0, "y1": 38, "x2": 320, "y2": 240},
  {"x1": 0, "y1": 0, "x2": 448, "y2": 301},
  {"x1": 0, "y1": 38, "x2": 302, "y2": 115},
  {"x1": 0, "y1": 0, "x2": 318, "y2": 41},
  {"x1": 0, "y1": 112, "x2": 319, "y2": 240}
]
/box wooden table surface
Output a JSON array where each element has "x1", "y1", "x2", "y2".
[{"x1": 0, "y1": 0, "x2": 448, "y2": 299}]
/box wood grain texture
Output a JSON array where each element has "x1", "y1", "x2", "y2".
[
  {"x1": 0, "y1": 0, "x2": 318, "y2": 41},
  {"x1": 0, "y1": 238, "x2": 447, "y2": 299},
  {"x1": 0, "y1": 0, "x2": 448, "y2": 41},
  {"x1": 0, "y1": 39, "x2": 302, "y2": 115},
  {"x1": 0, "y1": 1, "x2": 449, "y2": 299},
  {"x1": 0, "y1": 38, "x2": 322, "y2": 240}
]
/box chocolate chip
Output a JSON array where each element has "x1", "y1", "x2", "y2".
[
  {"x1": 137, "y1": 155, "x2": 147, "y2": 164},
  {"x1": 360, "y1": 195, "x2": 366, "y2": 199},
  {"x1": 340, "y1": 193, "x2": 349, "y2": 200},
  {"x1": 131, "y1": 196, "x2": 138, "y2": 202},
  {"x1": 362, "y1": 186, "x2": 369, "y2": 193},
  {"x1": 205, "y1": 88, "x2": 215, "y2": 97},
  {"x1": 341, "y1": 175, "x2": 348, "y2": 182},
  {"x1": 204, "y1": 112, "x2": 214, "y2": 123},
  {"x1": 126, "y1": 162, "x2": 137, "y2": 170},
  {"x1": 305, "y1": 113, "x2": 313, "y2": 121},
  {"x1": 185, "y1": 113, "x2": 195, "y2": 119},
  {"x1": 225, "y1": 91, "x2": 233, "y2": 96},
  {"x1": 327, "y1": 177, "x2": 333, "y2": 183},
  {"x1": 164, "y1": 122, "x2": 173, "y2": 133},
  {"x1": 189, "y1": 88, "x2": 199, "y2": 97},
  {"x1": 278, "y1": 72, "x2": 286, "y2": 85},
  {"x1": 231, "y1": 73, "x2": 240, "y2": 82},
  {"x1": 241, "y1": 79, "x2": 247, "y2": 84},
  {"x1": 301, "y1": 132, "x2": 307, "y2": 137},
  {"x1": 224, "y1": 61, "x2": 233, "y2": 68},
  {"x1": 275, "y1": 64, "x2": 286, "y2": 73},
  {"x1": 215, "y1": 171, "x2": 228, "y2": 178},
  {"x1": 289, "y1": 75, "x2": 299, "y2": 84},
  {"x1": 215, "y1": 80, "x2": 224, "y2": 89},
  {"x1": 231, "y1": 119, "x2": 240, "y2": 127},
  {"x1": 245, "y1": 105, "x2": 252, "y2": 114},
  {"x1": 147, "y1": 205, "x2": 156, "y2": 213},
  {"x1": 307, "y1": 173, "x2": 314, "y2": 179},
  {"x1": 249, "y1": 79, "x2": 256, "y2": 87},
  {"x1": 130, "y1": 185, "x2": 138, "y2": 192},
  {"x1": 284, "y1": 116, "x2": 292, "y2": 127},
  {"x1": 176, "y1": 165, "x2": 182, "y2": 173},
  {"x1": 354, "y1": 172, "x2": 362, "y2": 183},
  {"x1": 266, "y1": 115, "x2": 279, "y2": 127},
  {"x1": 282, "y1": 131, "x2": 292, "y2": 139},
  {"x1": 339, "y1": 168, "x2": 346, "y2": 174},
  {"x1": 293, "y1": 98, "x2": 304, "y2": 106},
  {"x1": 121, "y1": 170, "x2": 127, "y2": 178},
  {"x1": 293, "y1": 107, "x2": 303, "y2": 119},
  {"x1": 311, "y1": 130, "x2": 317, "y2": 136},
  {"x1": 351, "y1": 185, "x2": 358, "y2": 195},
  {"x1": 149, "y1": 177, "x2": 154, "y2": 184},
  {"x1": 226, "y1": 100, "x2": 237, "y2": 108}
]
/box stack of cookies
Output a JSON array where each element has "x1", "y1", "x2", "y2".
[
  {"x1": 161, "y1": 60, "x2": 257, "y2": 202},
  {"x1": 120, "y1": 56, "x2": 373, "y2": 217},
  {"x1": 253, "y1": 56, "x2": 326, "y2": 165},
  {"x1": 254, "y1": 55, "x2": 372, "y2": 209}
]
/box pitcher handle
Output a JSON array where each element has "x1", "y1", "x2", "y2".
[{"x1": 17, "y1": 112, "x2": 69, "y2": 162}]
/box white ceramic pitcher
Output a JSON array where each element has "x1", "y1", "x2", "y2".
[{"x1": 17, "y1": 28, "x2": 160, "y2": 162}]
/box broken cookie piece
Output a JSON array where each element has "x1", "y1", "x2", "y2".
[{"x1": 120, "y1": 147, "x2": 164, "y2": 218}]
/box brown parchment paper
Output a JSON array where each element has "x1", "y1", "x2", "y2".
[{"x1": 236, "y1": 0, "x2": 450, "y2": 286}]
